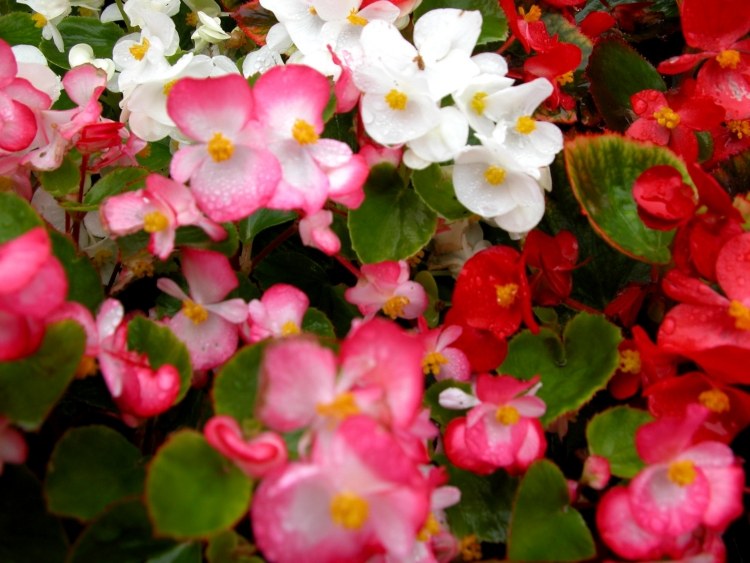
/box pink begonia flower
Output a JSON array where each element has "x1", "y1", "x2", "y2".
[
  {"x1": 298, "y1": 210, "x2": 341, "y2": 256},
  {"x1": 242, "y1": 283, "x2": 309, "y2": 344},
  {"x1": 581, "y1": 454, "x2": 610, "y2": 490},
  {"x1": 0, "y1": 417, "x2": 27, "y2": 475},
  {"x1": 253, "y1": 64, "x2": 368, "y2": 215},
  {"x1": 101, "y1": 173, "x2": 225, "y2": 260},
  {"x1": 203, "y1": 415, "x2": 287, "y2": 478},
  {"x1": 157, "y1": 249, "x2": 247, "y2": 371},
  {"x1": 258, "y1": 318, "x2": 425, "y2": 434},
  {"x1": 167, "y1": 73, "x2": 282, "y2": 222},
  {"x1": 440, "y1": 374, "x2": 547, "y2": 475},
  {"x1": 345, "y1": 260, "x2": 428, "y2": 320},
  {"x1": 251, "y1": 415, "x2": 432, "y2": 563},
  {"x1": 0, "y1": 227, "x2": 67, "y2": 361},
  {"x1": 417, "y1": 317, "x2": 471, "y2": 382}
]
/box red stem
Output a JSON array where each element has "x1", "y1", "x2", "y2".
[
  {"x1": 564, "y1": 297, "x2": 601, "y2": 315},
  {"x1": 334, "y1": 254, "x2": 361, "y2": 279},
  {"x1": 71, "y1": 154, "x2": 89, "y2": 244}
]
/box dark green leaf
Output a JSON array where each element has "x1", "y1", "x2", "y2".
[
  {"x1": 50, "y1": 230, "x2": 105, "y2": 312},
  {"x1": 587, "y1": 406, "x2": 652, "y2": 478},
  {"x1": 0, "y1": 192, "x2": 43, "y2": 243},
  {"x1": 206, "y1": 530, "x2": 260, "y2": 563},
  {"x1": 38, "y1": 154, "x2": 80, "y2": 197},
  {"x1": 137, "y1": 141, "x2": 173, "y2": 172},
  {"x1": 147, "y1": 542, "x2": 202, "y2": 563},
  {"x1": 412, "y1": 163, "x2": 472, "y2": 220},
  {"x1": 84, "y1": 167, "x2": 149, "y2": 206},
  {"x1": 0, "y1": 12, "x2": 43, "y2": 46},
  {"x1": 212, "y1": 343, "x2": 263, "y2": 425},
  {"x1": 302, "y1": 307, "x2": 336, "y2": 338},
  {"x1": 40, "y1": 17, "x2": 124, "y2": 70},
  {"x1": 238, "y1": 209, "x2": 296, "y2": 243},
  {"x1": 175, "y1": 223, "x2": 239, "y2": 257}
]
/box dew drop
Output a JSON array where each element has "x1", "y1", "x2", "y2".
[{"x1": 661, "y1": 318, "x2": 676, "y2": 335}]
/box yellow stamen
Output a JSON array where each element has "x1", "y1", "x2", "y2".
[
  {"x1": 280, "y1": 320, "x2": 300, "y2": 336},
  {"x1": 316, "y1": 392, "x2": 360, "y2": 420},
  {"x1": 653, "y1": 106, "x2": 680, "y2": 129},
  {"x1": 470, "y1": 91, "x2": 488, "y2": 115},
  {"x1": 308, "y1": 6, "x2": 317, "y2": 15},
  {"x1": 728, "y1": 119, "x2": 750, "y2": 139},
  {"x1": 186, "y1": 11, "x2": 199, "y2": 26},
  {"x1": 556, "y1": 71, "x2": 574, "y2": 86},
  {"x1": 124, "y1": 256, "x2": 154, "y2": 278},
  {"x1": 458, "y1": 534, "x2": 482, "y2": 561},
  {"x1": 292, "y1": 119, "x2": 319, "y2": 145},
  {"x1": 518, "y1": 5, "x2": 542, "y2": 22},
  {"x1": 207, "y1": 132, "x2": 234, "y2": 162},
  {"x1": 729, "y1": 300, "x2": 750, "y2": 330},
  {"x1": 129, "y1": 37, "x2": 150, "y2": 61},
  {"x1": 347, "y1": 8, "x2": 368, "y2": 26},
  {"x1": 495, "y1": 283, "x2": 518, "y2": 307},
  {"x1": 382, "y1": 295, "x2": 409, "y2": 319},
  {"x1": 699, "y1": 388, "x2": 730, "y2": 413},
  {"x1": 417, "y1": 513, "x2": 441, "y2": 542},
  {"x1": 182, "y1": 299, "x2": 209, "y2": 324},
  {"x1": 162, "y1": 79, "x2": 177, "y2": 96},
  {"x1": 515, "y1": 115, "x2": 537, "y2": 135},
  {"x1": 422, "y1": 351, "x2": 449, "y2": 376},
  {"x1": 667, "y1": 459, "x2": 697, "y2": 487},
  {"x1": 618, "y1": 349, "x2": 641, "y2": 374},
  {"x1": 495, "y1": 405, "x2": 520, "y2": 425},
  {"x1": 330, "y1": 492, "x2": 369, "y2": 530},
  {"x1": 385, "y1": 89, "x2": 408, "y2": 111},
  {"x1": 484, "y1": 165, "x2": 506, "y2": 186},
  {"x1": 32, "y1": 12, "x2": 47, "y2": 27},
  {"x1": 143, "y1": 210, "x2": 169, "y2": 233},
  {"x1": 75, "y1": 356, "x2": 98, "y2": 378},
  {"x1": 716, "y1": 49, "x2": 741, "y2": 69}
]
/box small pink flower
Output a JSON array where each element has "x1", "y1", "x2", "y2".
[
  {"x1": 242, "y1": 283, "x2": 309, "y2": 344},
  {"x1": 345, "y1": 260, "x2": 428, "y2": 320},
  {"x1": 581, "y1": 454, "x2": 610, "y2": 490},
  {"x1": 299, "y1": 210, "x2": 341, "y2": 256},
  {"x1": 0, "y1": 416, "x2": 27, "y2": 475},
  {"x1": 417, "y1": 317, "x2": 470, "y2": 382}
]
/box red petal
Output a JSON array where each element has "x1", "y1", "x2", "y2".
[{"x1": 680, "y1": 0, "x2": 750, "y2": 51}]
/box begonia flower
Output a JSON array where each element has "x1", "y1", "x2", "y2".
[
  {"x1": 345, "y1": 260, "x2": 428, "y2": 320},
  {"x1": 0, "y1": 417, "x2": 27, "y2": 475},
  {"x1": 632, "y1": 165, "x2": 698, "y2": 231},
  {"x1": 242, "y1": 283, "x2": 310, "y2": 343},
  {"x1": 523, "y1": 229, "x2": 578, "y2": 306},
  {"x1": 417, "y1": 317, "x2": 470, "y2": 382},
  {"x1": 298, "y1": 210, "x2": 341, "y2": 256}
]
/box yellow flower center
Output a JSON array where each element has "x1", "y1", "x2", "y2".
[
  {"x1": 618, "y1": 349, "x2": 641, "y2": 374},
  {"x1": 422, "y1": 351, "x2": 449, "y2": 376},
  {"x1": 92, "y1": 248, "x2": 113, "y2": 268},
  {"x1": 207, "y1": 132, "x2": 234, "y2": 162},
  {"x1": 484, "y1": 165, "x2": 506, "y2": 186},
  {"x1": 75, "y1": 355, "x2": 99, "y2": 378},
  {"x1": 729, "y1": 300, "x2": 750, "y2": 330},
  {"x1": 292, "y1": 119, "x2": 319, "y2": 145},
  {"x1": 458, "y1": 534, "x2": 482, "y2": 561},
  {"x1": 667, "y1": 459, "x2": 697, "y2": 487},
  {"x1": 280, "y1": 320, "x2": 300, "y2": 336},
  {"x1": 185, "y1": 11, "x2": 199, "y2": 27},
  {"x1": 495, "y1": 405, "x2": 520, "y2": 425},
  {"x1": 143, "y1": 211, "x2": 169, "y2": 233},
  {"x1": 162, "y1": 79, "x2": 177, "y2": 96},
  {"x1": 129, "y1": 37, "x2": 150, "y2": 61},
  {"x1": 556, "y1": 71, "x2": 574, "y2": 86},
  {"x1": 316, "y1": 392, "x2": 360, "y2": 421},
  {"x1": 347, "y1": 8, "x2": 368, "y2": 26},
  {"x1": 330, "y1": 491, "x2": 369, "y2": 530},
  {"x1": 417, "y1": 513, "x2": 441, "y2": 542},
  {"x1": 470, "y1": 91, "x2": 488, "y2": 115},
  {"x1": 495, "y1": 283, "x2": 518, "y2": 307},
  {"x1": 382, "y1": 295, "x2": 410, "y2": 319},
  {"x1": 515, "y1": 115, "x2": 537, "y2": 135},
  {"x1": 308, "y1": 6, "x2": 317, "y2": 15},
  {"x1": 728, "y1": 119, "x2": 750, "y2": 139},
  {"x1": 518, "y1": 5, "x2": 542, "y2": 22},
  {"x1": 182, "y1": 299, "x2": 209, "y2": 324},
  {"x1": 385, "y1": 89, "x2": 408, "y2": 111},
  {"x1": 32, "y1": 12, "x2": 47, "y2": 27},
  {"x1": 716, "y1": 49, "x2": 741, "y2": 69},
  {"x1": 124, "y1": 256, "x2": 154, "y2": 278},
  {"x1": 698, "y1": 388, "x2": 730, "y2": 413},
  {"x1": 653, "y1": 106, "x2": 680, "y2": 129}
]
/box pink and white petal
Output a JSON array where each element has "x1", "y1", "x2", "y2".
[
  {"x1": 700, "y1": 465, "x2": 745, "y2": 530},
  {"x1": 148, "y1": 228, "x2": 176, "y2": 260},
  {"x1": 100, "y1": 190, "x2": 152, "y2": 236},
  {"x1": 205, "y1": 298, "x2": 248, "y2": 324},
  {"x1": 261, "y1": 284, "x2": 309, "y2": 329},
  {"x1": 466, "y1": 410, "x2": 525, "y2": 467},
  {"x1": 168, "y1": 311, "x2": 239, "y2": 371},
  {"x1": 509, "y1": 396, "x2": 546, "y2": 419},
  {"x1": 258, "y1": 338, "x2": 337, "y2": 432},
  {"x1": 635, "y1": 405, "x2": 708, "y2": 464},
  {"x1": 509, "y1": 418, "x2": 546, "y2": 472},
  {"x1": 145, "y1": 174, "x2": 201, "y2": 224},
  {"x1": 96, "y1": 299, "x2": 124, "y2": 343},
  {"x1": 309, "y1": 139, "x2": 353, "y2": 169},
  {"x1": 0, "y1": 40, "x2": 17, "y2": 88},
  {"x1": 0, "y1": 227, "x2": 50, "y2": 295},
  {"x1": 156, "y1": 278, "x2": 190, "y2": 302},
  {"x1": 118, "y1": 363, "x2": 181, "y2": 418},
  {"x1": 0, "y1": 420, "x2": 27, "y2": 467},
  {"x1": 395, "y1": 282, "x2": 428, "y2": 319},
  {"x1": 0, "y1": 256, "x2": 67, "y2": 318},
  {"x1": 0, "y1": 94, "x2": 38, "y2": 152},
  {"x1": 362, "y1": 260, "x2": 409, "y2": 289},
  {"x1": 61, "y1": 64, "x2": 106, "y2": 107},
  {"x1": 181, "y1": 248, "x2": 238, "y2": 305},
  {"x1": 169, "y1": 144, "x2": 207, "y2": 184},
  {"x1": 360, "y1": 91, "x2": 441, "y2": 146},
  {"x1": 325, "y1": 153, "x2": 369, "y2": 209},
  {"x1": 267, "y1": 141, "x2": 329, "y2": 214},
  {"x1": 435, "y1": 347, "x2": 471, "y2": 381},
  {"x1": 6, "y1": 77, "x2": 52, "y2": 111},
  {"x1": 189, "y1": 145, "x2": 280, "y2": 222},
  {"x1": 683, "y1": 441, "x2": 737, "y2": 469},
  {"x1": 0, "y1": 311, "x2": 44, "y2": 361},
  {"x1": 299, "y1": 210, "x2": 341, "y2": 256},
  {"x1": 443, "y1": 417, "x2": 497, "y2": 474},
  {"x1": 369, "y1": 488, "x2": 428, "y2": 559},
  {"x1": 475, "y1": 373, "x2": 538, "y2": 405},
  {"x1": 194, "y1": 216, "x2": 226, "y2": 241},
  {"x1": 167, "y1": 74, "x2": 254, "y2": 141}
]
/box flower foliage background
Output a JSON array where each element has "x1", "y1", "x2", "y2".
[{"x1": 1, "y1": 0, "x2": 750, "y2": 561}]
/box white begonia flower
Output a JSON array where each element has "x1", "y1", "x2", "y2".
[
  {"x1": 453, "y1": 141, "x2": 547, "y2": 236},
  {"x1": 438, "y1": 387, "x2": 479, "y2": 410},
  {"x1": 403, "y1": 106, "x2": 469, "y2": 170},
  {"x1": 18, "y1": 0, "x2": 70, "y2": 51},
  {"x1": 261, "y1": 0, "x2": 326, "y2": 55},
  {"x1": 486, "y1": 78, "x2": 563, "y2": 173},
  {"x1": 69, "y1": 44, "x2": 116, "y2": 83},
  {"x1": 191, "y1": 11, "x2": 231, "y2": 52},
  {"x1": 242, "y1": 23, "x2": 295, "y2": 77},
  {"x1": 429, "y1": 218, "x2": 491, "y2": 277},
  {"x1": 11, "y1": 45, "x2": 62, "y2": 102},
  {"x1": 319, "y1": 0, "x2": 399, "y2": 63}
]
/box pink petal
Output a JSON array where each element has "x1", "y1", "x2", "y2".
[
  {"x1": 205, "y1": 298, "x2": 248, "y2": 324},
  {"x1": 61, "y1": 64, "x2": 107, "y2": 107},
  {"x1": 0, "y1": 420, "x2": 27, "y2": 467},
  {"x1": 596, "y1": 487, "x2": 667, "y2": 560},
  {"x1": 100, "y1": 190, "x2": 157, "y2": 236},
  {"x1": 700, "y1": 465, "x2": 745, "y2": 530},
  {"x1": 0, "y1": 255, "x2": 67, "y2": 318},
  {"x1": 167, "y1": 311, "x2": 239, "y2": 371},
  {"x1": 325, "y1": 153, "x2": 369, "y2": 209},
  {"x1": 0, "y1": 93, "x2": 37, "y2": 152},
  {"x1": 117, "y1": 363, "x2": 181, "y2": 418},
  {"x1": 0, "y1": 40, "x2": 17, "y2": 88},
  {"x1": 299, "y1": 210, "x2": 341, "y2": 256},
  {"x1": 181, "y1": 248, "x2": 238, "y2": 305},
  {"x1": 0, "y1": 310, "x2": 44, "y2": 361},
  {"x1": 0, "y1": 227, "x2": 51, "y2": 295}
]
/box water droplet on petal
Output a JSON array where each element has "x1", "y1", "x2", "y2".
[{"x1": 661, "y1": 318, "x2": 676, "y2": 335}]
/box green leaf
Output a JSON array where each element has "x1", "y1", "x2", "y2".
[
  {"x1": 0, "y1": 192, "x2": 43, "y2": 243},
  {"x1": 84, "y1": 167, "x2": 149, "y2": 206},
  {"x1": 238, "y1": 209, "x2": 296, "y2": 243},
  {"x1": 146, "y1": 431, "x2": 252, "y2": 539},
  {"x1": 174, "y1": 223, "x2": 239, "y2": 257},
  {"x1": 565, "y1": 133, "x2": 689, "y2": 264},
  {"x1": 412, "y1": 163, "x2": 472, "y2": 220},
  {"x1": 500, "y1": 313, "x2": 622, "y2": 425},
  {"x1": 68, "y1": 500, "x2": 176, "y2": 563},
  {"x1": 0, "y1": 321, "x2": 85, "y2": 430},
  {"x1": 302, "y1": 307, "x2": 336, "y2": 338},
  {"x1": 45, "y1": 426, "x2": 145, "y2": 521},
  {"x1": 414, "y1": 0, "x2": 508, "y2": 45},
  {"x1": 0, "y1": 466, "x2": 67, "y2": 563},
  {"x1": 137, "y1": 141, "x2": 173, "y2": 172},
  {"x1": 50, "y1": 231, "x2": 105, "y2": 312},
  {"x1": 147, "y1": 543, "x2": 202, "y2": 563},
  {"x1": 349, "y1": 164, "x2": 437, "y2": 263},
  {"x1": 40, "y1": 17, "x2": 124, "y2": 70},
  {"x1": 587, "y1": 37, "x2": 666, "y2": 131},
  {"x1": 441, "y1": 456, "x2": 518, "y2": 543},
  {"x1": 0, "y1": 12, "x2": 43, "y2": 46},
  {"x1": 508, "y1": 460, "x2": 596, "y2": 561},
  {"x1": 206, "y1": 530, "x2": 260, "y2": 563},
  {"x1": 212, "y1": 343, "x2": 263, "y2": 425},
  {"x1": 424, "y1": 380, "x2": 472, "y2": 427},
  {"x1": 38, "y1": 155, "x2": 80, "y2": 197},
  {"x1": 587, "y1": 406, "x2": 652, "y2": 478},
  {"x1": 127, "y1": 316, "x2": 193, "y2": 402}
]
